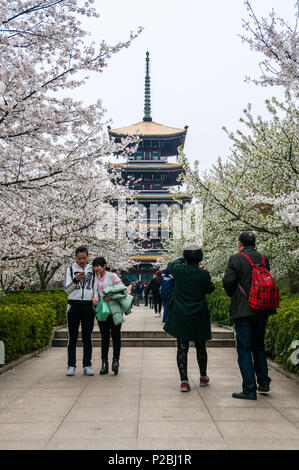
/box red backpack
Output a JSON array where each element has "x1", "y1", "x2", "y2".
[{"x1": 238, "y1": 252, "x2": 279, "y2": 311}]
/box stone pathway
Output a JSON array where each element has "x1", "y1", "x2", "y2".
[{"x1": 0, "y1": 305, "x2": 298, "y2": 450}]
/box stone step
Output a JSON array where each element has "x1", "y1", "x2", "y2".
[
  {"x1": 53, "y1": 329, "x2": 234, "y2": 340},
  {"x1": 51, "y1": 337, "x2": 236, "y2": 348}
]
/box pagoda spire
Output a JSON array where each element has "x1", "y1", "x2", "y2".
[{"x1": 143, "y1": 51, "x2": 152, "y2": 122}]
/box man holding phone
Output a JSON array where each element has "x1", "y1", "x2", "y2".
[{"x1": 64, "y1": 246, "x2": 95, "y2": 376}]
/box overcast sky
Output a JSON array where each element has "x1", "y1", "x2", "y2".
[{"x1": 77, "y1": 0, "x2": 296, "y2": 173}]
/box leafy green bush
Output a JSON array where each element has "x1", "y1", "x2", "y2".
[
  {"x1": 1, "y1": 291, "x2": 67, "y2": 326},
  {"x1": 0, "y1": 290, "x2": 67, "y2": 365},
  {"x1": 0, "y1": 302, "x2": 56, "y2": 363},
  {"x1": 206, "y1": 283, "x2": 230, "y2": 325},
  {"x1": 264, "y1": 293, "x2": 299, "y2": 374}
]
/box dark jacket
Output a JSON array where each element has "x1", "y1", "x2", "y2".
[
  {"x1": 145, "y1": 278, "x2": 162, "y2": 303},
  {"x1": 134, "y1": 282, "x2": 144, "y2": 295},
  {"x1": 222, "y1": 247, "x2": 277, "y2": 323},
  {"x1": 163, "y1": 258, "x2": 215, "y2": 342}
]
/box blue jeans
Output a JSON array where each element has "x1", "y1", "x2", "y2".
[
  {"x1": 235, "y1": 315, "x2": 271, "y2": 395},
  {"x1": 162, "y1": 298, "x2": 170, "y2": 323}
]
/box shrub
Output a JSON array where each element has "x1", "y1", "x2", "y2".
[
  {"x1": 264, "y1": 293, "x2": 299, "y2": 374},
  {"x1": 1, "y1": 291, "x2": 67, "y2": 326},
  {"x1": 0, "y1": 290, "x2": 67, "y2": 365},
  {"x1": 206, "y1": 283, "x2": 230, "y2": 325},
  {"x1": 0, "y1": 302, "x2": 56, "y2": 363}
]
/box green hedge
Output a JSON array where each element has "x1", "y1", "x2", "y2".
[
  {"x1": 2, "y1": 291, "x2": 67, "y2": 326},
  {"x1": 264, "y1": 291, "x2": 299, "y2": 374},
  {"x1": 0, "y1": 291, "x2": 68, "y2": 365},
  {"x1": 0, "y1": 303, "x2": 56, "y2": 363},
  {"x1": 206, "y1": 284, "x2": 231, "y2": 326},
  {"x1": 206, "y1": 283, "x2": 299, "y2": 375}
]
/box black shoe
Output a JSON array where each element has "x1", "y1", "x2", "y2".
[
  {"x1": 112, "y1": 358, "x2": 119, "y2": 375},
  {"x1": 100, "y1": 359, "x2": 108, "y2": 375},
  {"x1": 232, "y1": 391, "x2": 257, "y2": 400},
  {"x1": 258, "y1": 385, "x2": 270, "y2": 393}
]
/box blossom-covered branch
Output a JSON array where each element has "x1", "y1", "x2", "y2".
[{"x1": 240, "y1": 0, "x2": 299, "y2": 94}]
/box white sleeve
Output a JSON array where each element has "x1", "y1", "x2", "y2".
[
  {"x1": 64, "y1": 267, "x2": 77, "y2": 295},
  {"x1": 93, "y1": 276, "x2": 99, "y2": 301}
]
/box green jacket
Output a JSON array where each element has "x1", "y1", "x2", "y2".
[
  {"x1": 103, "y1": 284, "x2": 133, "y2": 326},
  {"x1": 163, "y1": 258, "x2": 215, "y2": 342}
]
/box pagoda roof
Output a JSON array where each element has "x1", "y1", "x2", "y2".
[
  {"x1": 109, "y1": 162, "x2": 183, "y2": 170},
  {"x1": 136, "y1": 193, "x2": 190, "y2": 202},
  {"x1": 130, "y1": 255, "x2": 160, "y2": 261},
  {"x1": 109, "y1": 120, "x2": 187, "y2": 138}
]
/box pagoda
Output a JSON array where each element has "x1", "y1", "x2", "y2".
[{"x1": 108, "y1": 51, "x2": 190, "y2": 281}]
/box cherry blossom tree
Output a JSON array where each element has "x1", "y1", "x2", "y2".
[
  {"x1": 0, "y1": 162, "x2": 137, "y2": 290},
  {"x1": 0, "y1": 0, "x2": 142, "y2": 289},
  {"x1": 180, "y1": 93, "x2": 298, "y2": 287},
  {"x1": 240, "y1": 0, "x2": 299, "y2": 95},
  {"x1": 168, "y1": 2, "x2": 299, "y2": 291}
]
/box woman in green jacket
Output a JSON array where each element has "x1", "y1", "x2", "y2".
[{"x1": 164, "y1": 244, "x2": 215, "y2": 392}]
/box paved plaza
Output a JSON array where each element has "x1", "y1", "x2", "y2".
[{"x1": 0, "y1": 305, "x2": 299, "y2": 450}]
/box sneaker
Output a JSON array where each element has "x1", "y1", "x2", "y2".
[
  {"x1": 200, "y1": 376, "x2": 210, "y2": 386},
  {"x1": 83, "y1": 366, "x2": 95, "y2": 376},
  {"x1": 257, "y1": 384, "x2": 270, "y2": 393},
  {"x1": 232, "y1": 391, "x2": 257, "y2": 400},
  {"x1": 154, "y1": 313, "x2": 160, "y2": 317},
  {"x1": 66, "y1": 366, "x2": 75, "y2": 376},
  {"x1": 180, "y1": 381, "x2": 190, "y2": 392}
]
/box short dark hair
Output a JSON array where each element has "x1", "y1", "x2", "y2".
[
  {"x1": 238, "y1": 231, "x2": 256, "y2": 247},
  {"x1": 183, "y1": 249, "x2": 203, "y2": 264},
  {"x1": 75, "y1": 246, "x2": 88, "y2": 256},
  {"x1": 92, "y1": 257, "x2": 106, "y2": 267}
]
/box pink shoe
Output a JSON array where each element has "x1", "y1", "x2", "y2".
[
  {"x1": 200, "y1": 376, "x2": 209, "y2": 386},
  {"x1": 180, "y1": 381, "x2": 190, "y2": 392}
]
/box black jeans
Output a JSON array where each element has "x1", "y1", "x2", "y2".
[
  {"x1": 235, "y1": 315, "x2": 271, "y2": 394},
  {"x1": 154, "y1": 301, "x2": 162, "y2": 313},
  {"x1": 67, "y1": 302, "x2": 95, "y2": 368},
  {"x1": 177, "y1": 339, "x2": 207, "y2": 381},
  {"x1": 98, "y1": 314, "x2": 122, "y2": 361}
]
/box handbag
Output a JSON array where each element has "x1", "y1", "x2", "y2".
[{"x1": 96, "y1": 273, "x2": 111, "y2": 321}]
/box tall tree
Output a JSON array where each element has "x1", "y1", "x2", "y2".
[
  {"x1": 240, "y1": 0, "x2": 299, "y2": 94},
  {"x1": 0, "y1": 1, "x2": 142, "y2": 288}
]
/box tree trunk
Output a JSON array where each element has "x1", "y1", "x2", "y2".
[
  {"x1": 36, "y1": 262, "x2": 62, "y2": 292},
  {"x1": 288, "y1": 266, "x2": 299, "y2": 293}
]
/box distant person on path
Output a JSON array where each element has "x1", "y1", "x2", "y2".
[
  {"x1": 134, "y1": 281, "x2": 144, "y2": 306},
  {"x1": 64, "y1": 246, "x2": 95, "y2": 377},
  {"x1": 127, "y1": 281, "x2": 134, "y2": 295},
  {"x1": 131, "y1": 282, "x2": 137, "y2": 305},
  {"x1": 143, "y1": 281, "x2": 149, "y2": 306},
  {"x1": 92, "y1": 257, "x2": 123, "y2": 376},
  {"x1": 147, "y1": 290, "x2": 154, "y2": 309},
  {"x1": 222, "y1": 231, "x2": 278, "y2": 400},
  {"x1": 145, "y1": 271, "x2": 162, "y2": 317},
  {"x1": 164, "y1": 245, "x2": 215, "y2": 392},
  {"x1": 144, "y1": 281, "x2": 153, "y2": 308},
  {"x1": 160, "y1": 268, "x2": 174, "y2": 324}
]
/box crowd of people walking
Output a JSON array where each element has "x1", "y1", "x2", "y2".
[
  {"x1": 125, "y1": 269, "x2": 174, "y2": 323},
  {"x1": 64, "y1": 231, "x2": 278, "y2": 399}
]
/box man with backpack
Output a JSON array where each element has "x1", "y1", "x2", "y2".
[
  {"x1": 222, "y1": 231, "x2": 278, "y2": 400},
  {"x1": 160, "y1": 268, "x2": 174, "y2": 324}
]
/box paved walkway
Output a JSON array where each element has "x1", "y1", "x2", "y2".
[{"x1": 0, "y1": 305, "x2": 299, "y2": 450}]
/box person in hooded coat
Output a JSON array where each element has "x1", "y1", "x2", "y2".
[{"x1": 164, "y1": 244, "x2": 215, "y2": 392}]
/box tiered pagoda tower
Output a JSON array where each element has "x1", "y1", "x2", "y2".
[{"x1": 108, "y1": 52, "x2": 190, "y2": 281}]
